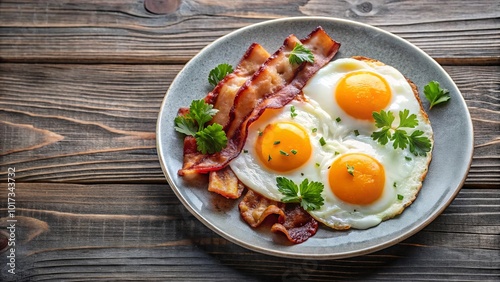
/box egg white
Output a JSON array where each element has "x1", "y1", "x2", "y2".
[{"x1": 229, "y1": 99, "x2": 341, "y2": 201}]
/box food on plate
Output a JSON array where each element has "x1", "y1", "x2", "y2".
[
  {"x1": 173, "y1": 26, "x2": 434, "y2": 243},
  {"x1": 178, "y1": 26, "x2": 341, "y2": 175}
]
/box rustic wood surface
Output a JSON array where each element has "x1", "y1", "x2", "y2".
[{"x1": 0, "y1": 0, "x2": 499, "y2": 281}]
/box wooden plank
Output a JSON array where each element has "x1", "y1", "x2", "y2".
[
  {"x1": 0, "y1": 64, "x2": 498, "y2": 186},
  {"x1": 0, "y1": 0, "x2": 498, "y2": 63},
  {"x1": 0, "y1": 183, "x2": 498, "y2": 281}
]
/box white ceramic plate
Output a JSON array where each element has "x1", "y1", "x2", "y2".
[{"x1": 156, "y1": 17, "x2": 473, "y2": 259}]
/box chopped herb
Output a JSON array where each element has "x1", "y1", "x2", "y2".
[
  {"x1": 336, "y1": 117, "x2": 342, "y2": 122},
  {"x1": 280, "y1": 150, "x2": 289, "y2": 156},
  {"x1": 397, "y1": 194, "x2": 404, "y2": 200},
  {"x1": 346, "y1": 164, "x2": 355, "y2": 176},
  {"x1": 268, "y1": 155, "x2": 272, "y2": 161},
  {"x1": 273, "y1": 140, "x2": 281, "y2": 145},
  {"x1": 277, "y1": 177, "x2": 324, "y2": 211},
  {"x1": 288, "y1": 43, "x2": 314, "y2": 65},
  {"x1": 354, "y1": 129, "x2": 360, "y2": 136},
  {"x1": 424, "y1": 81, "x2": 451, "y2": 109},
  {"x1": 290, "y1": 106, "x2": 298, "y2": 118},
  {"x1": 258, "y1": 130, "x2": 263, "y2": 136},
  {"x1": 291, "y1": 149, "x2": 298, "y2": 155},
  {"x1": 312, "y1": 128, "x2": 318, "y2": 133},
  {"x1": 319, "y1": 137, "x2": 326, "y2": 146},
  {"x1": 315, "y1": 163, "x2": 320, "y2": 167},
  {"x1": 393, "y1": 182, "x2": 397, "y2": 188},
  {"x1": 405, "y1": 156, "x2": 412, "y2": 161},
  {"x1": 243, "y1": 149, "x2": 248, "y2": 153}
]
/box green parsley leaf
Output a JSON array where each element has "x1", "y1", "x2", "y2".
[
  {"x1": 424, "y1": 80, "x2": 451, "y2": 109},
  {"x1": 291, "y1": 149, "x2": 298, "y2": 155},
  {"x1": 289, "y1": 43, "x2": 314, "y2": 65},
  {"x1": 208, "y1": 63, "x2": 234, "y2": 87},
  {"x1": 174, "y1": 115, "x2": 197, "y2": 136},
  {"x1": 280, "y1": 150, "x2": 289, "y2": 156},
  {"x1": 408, "y1": 130, "x2": 432, "y2": 156},
  {"x1": 371, "y1": 109, "x2": 431, "y2": 156},
  {"x1": 276, "y1": 177, "x2": 324, "y2": 211},
  {"x1": 276, "y1": 177, "x2": 300, "y2": 203},
  {"x1": 299, "y1": 179, "x2": 325, "y2": 211},
  {"x1": 188, "y1": 99, "x2": 219, "y2": 131},
  {"x1": 371, "y1": 127, "x2": 392, "y2": 145},
  {"x1": 398, "y1": 109, "x2": 418, "y2": 128},
  {"x1": 392, "y1": 129, "x2": 410, "y2": 150},
  {"x1": 397, "y1": 194, "x2": 404, "y2": 200},
  {"x1": 195, "y1": 123, "x2": 227, "y2": 154},
  {"x1": 373, "y1": 110, "x2": 395, "y2": 129},
  {"x1": 273, "y1": 140, "x2": 281, "y2": 145}
]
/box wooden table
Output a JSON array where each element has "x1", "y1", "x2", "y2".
[{"x1": 1, "y1": 1, "x2": 499, "y2": 281}]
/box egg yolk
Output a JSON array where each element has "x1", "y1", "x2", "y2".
[
  {"x1": 328, "y1": 153, "x2": 385, "y2": 205},
  {"x1": 255, "y1": 122, "x2": 312, "y2": 172},
  {"x1": 335, "y1": 71, "x2": 392, "y2": 120}
]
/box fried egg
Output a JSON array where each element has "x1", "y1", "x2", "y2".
[
  {"x1": 229, "y1": 99, "x2": 339, "y2": 201},
  {"x1": 302, "y1": 57, "x2": 430, "y2": 137},
  {"x1": 230, "y1": 56, "x2": 433, "y2": 231}
]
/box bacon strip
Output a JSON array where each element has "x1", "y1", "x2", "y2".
[
  {"x1": 206, "y1": 43, "x2": 271, "y2": 129},
  {"x1": 239, "y1": 190, "x2": 285, "y2": 228},
  {"x1": 271, "y1": 204, "x2": 319, "y2": 244},
  {"x1": 179, "y1": 26, "x2": 340, "y2": 175},
  {"x1": 208, "y1": 166, "x2": 245, "y2": 199}
]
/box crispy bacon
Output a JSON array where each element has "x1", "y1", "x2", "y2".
[
  {"x1": 208, "y1": 166, "x2": 245, "y2": 199},
  {"x1": 271, "y1": 204, "x2": 319, "y2": 244},
  {"x1": 206, "y1": 43, "x2": 271, "y2": 129},
  {"x1": 239, "y1": 190, "x2": 285, "y2": 228},
  {"x1": 239, "y1": 190, "x2": 318, "y2": 244},
  {"x1": 179, "y1": 26, "x2": 340, "y2": 175}
]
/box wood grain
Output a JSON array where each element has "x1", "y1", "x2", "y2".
[
  {"x1": 0, "y1": 0, "x2": 498, "y2": 63},
  {"x1": 1, "y1": 183, "x2": 498, "y2": 281},
  {"x1": 1, "y1": 63, "x2": 498, "y2": 186},
  {"x1": 0, "y1": 0, "x2": 498, "y2": 280}
]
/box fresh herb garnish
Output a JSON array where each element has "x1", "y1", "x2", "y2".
[
  {"x1": 274, "y1": 140, "x2": 281, "y2": 145},
  {"x1": 280, "y1": 150, "x2": 289, "y2": 156},
  {"x1": 276, "y1": 177, "x2": 324, "y2": 211},
  {"x1": 371, "y1": 109, "x2": 431, "y2": 156},
  {"x1": 424, "y1": 81, "x2": 451, "y2": 109},
  {"x1": 174, "y1": 99, "x2": 227, "y2": 154},
  {"x1": 319, "y1": 137, "x2": 326, "y2": 146},
  {"x1": 346, "y1": 164, "x2": 355, "y2": 176},
  {"x1": 336, "y1": 117, "x2": 341, "y2": 122},
  {"x1": 291, "y1": 149, "x2": 298, "y2": 155},
  {"x1": 290, "y1": 105, "x2": 298, "y2": 118},
  {"x1": 208, "y1": 63, "x2": 234, "y2": 87},
  {"x1": 289, "y1": 43, "x2": 314, "y2": 65},
  {"x1": 397, "y1": 194, "x2": 404, "y2": 200}
]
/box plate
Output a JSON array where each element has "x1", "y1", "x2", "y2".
[{"x1": 156, "y1": 17, "x2": 473, "y2": 259}]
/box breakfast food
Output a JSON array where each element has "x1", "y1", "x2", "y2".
[{"x1": 174, "y1": 26, "x2": 433, "y2": 243}]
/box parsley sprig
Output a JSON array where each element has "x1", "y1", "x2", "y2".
[
  {"x1": 208, "y1": 63, "x2": 234, "y2": 87},
  {"x1": 289, "y1": 43, "x2": 314, "y2": 65},
  {"x1": 371, "y1": 109, "x2": 431, "y2": 156},
  {"x1": 276, "y1": 177, "x2": 324, "y2": 211},
  {"x1": 424, "y1": 81, "x2": 451, "y2": 109},
  {"x1": 174, "y1": 99, "x2": 228, "y2": 154}
]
